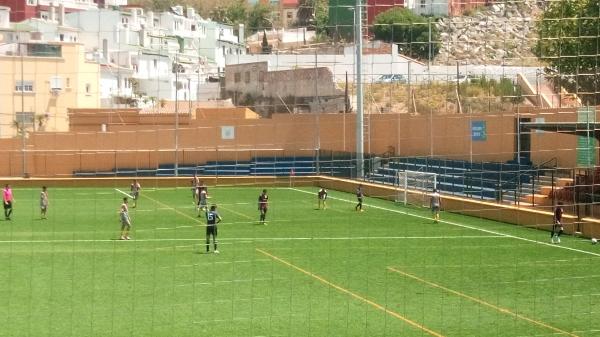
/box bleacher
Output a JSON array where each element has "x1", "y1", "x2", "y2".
[
  {"x1": 368, "y1": 157, "x2": 534, "y2": 200},
  {"x1": 73, "y1": 156, "x2": 357, "y2": 177}
]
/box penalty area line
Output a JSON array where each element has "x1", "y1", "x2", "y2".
[
  {"x1": 115, "y1": 188, "x2": 134, "y2": 199},
  {"x1": 288, "y1": 188, "x2": 600, "y2": 258}
]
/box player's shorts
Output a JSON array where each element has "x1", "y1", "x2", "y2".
[
  {"x1": 431, "y1": 205, "x2": 440, "y2": 212},
  {"x1": 259, "y1": 206, "x2": 268, "y2": 213},
  {"x1": 357, "y1": 197, "x2": 363, "y2": 203},
  {"x1": 40, "y1": 202, "x2": 48, "y2": 210},
  {"x1": 552, "y1": 224, "x2": 563, "y2": 232},
  {"x1": 4, "y1": 201, "x2": 12, "y2": 209},
  {"x1": 120, "y1": 214, "x2": 131, "y2": 227},
  {"x1": 131, "y1": 192, "x2": 139, "y2": 200},
  {"x1": 206, "y1": 225, "x2": 217, "y2": 237}
]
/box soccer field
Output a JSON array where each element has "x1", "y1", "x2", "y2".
[{"x1": 1, "y1": 185, "x2": 600, "y2": 337}]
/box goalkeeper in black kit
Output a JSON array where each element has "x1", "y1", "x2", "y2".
[
  {"x1": 551, "y1": 203, "x2": 564, "y2": 244},
  {"x1": 205, "y1": 205, "x2": 222, "y2": 254},
  {"x1": 317, "y1": 187, "x2": 328, "y2": 209}
]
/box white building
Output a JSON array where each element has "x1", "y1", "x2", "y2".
[
  {"x1": 65, "y1": 6, "x2": 244, "y2": 105},
  {"x1": 0, "y1": 6, "x2": 79, "y2": 44},
  {"x1": 405, "y1": 0, "x2": 449, "y2": 17}
]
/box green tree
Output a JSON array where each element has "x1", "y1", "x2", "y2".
[
  {"x1": 209, "y1": 0, "x2": 247, "y2": 25},
  {"x1": 247, "y1": 3, "x2": 273, "y2": 33},
  {"x1": 535, "y1": 0, "x2": 600, "y2": 105},
  {"x1": 373, "y1": 8, "x2": 439, "y2": 61},
  {"x1": 314, "y1": 0, "x2": 328, "y2": 35}
]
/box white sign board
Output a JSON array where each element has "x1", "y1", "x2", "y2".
[{"x1": 221, "y1": 126, "x2": 235, "y2": 140}]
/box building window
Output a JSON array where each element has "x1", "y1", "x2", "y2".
[
  {"x1": 244, "y1": 71, "x2": 250, "y2": 83},
  {"x1": 85, "y1": 83, "x2": 91, "y2": 94},
  {"x1": 420, "y1": 0, "x2": 426, "y2": 8},
  {"x1": 15, "y1": 81, "x2": 34, "y2": 92},
  {"x1": 153, "y1": 59, "x2": 157, "y2": 69},
  {"x1": 26, "y1": 44, "x2": 61, "y2": 57},
  {"x1": 59, "y1": 34, "x2": 64, "y2": 41},
  {"x1": 65, "y1": 78, "x2": 70, "y2": 88},
  {"x1": 191, "y1": 24, "x2": 196, "y2": 31},
  {"x1": 258, "y1": 71, "x2": 265, "y2": 83},
  {"x1": 27, "y1": 0, "x2": 36, "y2": 5},
  {"x1": 234, "y1": 72, "x2": 241, "y2": 83},
  {"x1": 287, "y1": 12, "x2": 293, "y2": 19},
  {"x1": 16, "y1": 112, "x2": 34, "y2": 126}
]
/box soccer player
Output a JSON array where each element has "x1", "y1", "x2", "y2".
[
  {"x1": 355, "y1": 184, "x2": 364, "y2": 212},
  {"x1": 3, "y1": 184, "x2": 13, "y2": 220},
  {"x1": 551, "y1": 202, "x2": 564, "y2": 244},
  {"x1": 258, "y1": 189, "x2": 269, "y2": 224},
  {"x1": 430, "y1": 188, "x2": 441, "y2": 223},
  {"x1": 317, "y1": 187, "x2": 328, "y2": 210},
  {"x1": 205, "y1": 204, "x2": 222, "y2": 254},
  {"x1": 197, "y1": 188, "x2": 208, "y2": 216},
  {"x1": 130, "y1": 179, "x2": 141, "y2": 208},
  {"x1": 199, "y1": 180, "x2": 208, "y2": 196},
  {"x1": 119, "y1": 197, "x2": 132, "y2": 240},
  {"x1": 40, "y1": 186, "x2": 49, "y2": 219},
  {"x1": 191, "y1": 174, "x2": 200, "y2": 204}
]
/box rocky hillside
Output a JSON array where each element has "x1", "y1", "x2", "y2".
[{"x1": 434, "y1": 1, "x2": 543, "y2": 65}]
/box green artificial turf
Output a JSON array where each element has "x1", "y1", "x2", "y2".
[{"x1": 1, "y1": 185, "x2": 600, "y2": 337}]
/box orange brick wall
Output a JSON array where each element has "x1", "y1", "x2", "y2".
[{"x1": 0, "y1": 107, "x2": 594, "y2": 177}]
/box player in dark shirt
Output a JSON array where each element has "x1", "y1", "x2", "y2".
[
  {"x1": 355, "y1": 185, "x2": 364, "y2": 212},
  {"x1": 205, "y1": 205, "x2": 222, "y2": 253},
  {"x1": 551, "y1": 202, "x2": 564, "y2": 244},
  {"x1": 258, "y1": 189, "x2": 269, "y2": 224},
  {"x1": 317, "y1": 187, "x2": 328, "y2": 210}
]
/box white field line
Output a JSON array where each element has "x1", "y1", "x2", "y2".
[
  {"x1": 115, "y1": 188, "x2": 134, "y2": 199},
  {"x1": 288, "y1": 187, "x2": 600, "y2": 258},
  {"x1": 0, "y1": 235, "x2": 504, "y2": 244}
]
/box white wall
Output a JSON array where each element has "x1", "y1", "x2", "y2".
[{"x1": 226, "y1": 46, "x2": 543, "y2": 84}]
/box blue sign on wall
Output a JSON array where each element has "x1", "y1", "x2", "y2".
[{"x1": 471, "y1": 121, "x2": 487, "y2": 141}]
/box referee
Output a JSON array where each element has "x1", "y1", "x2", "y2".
[{"x1": 205, "y1": 204, "x2": 222, "y2": 254}]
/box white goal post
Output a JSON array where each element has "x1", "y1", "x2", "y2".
[{"x1": 397, "y1": 170, "x2": 438, "y2": 207}]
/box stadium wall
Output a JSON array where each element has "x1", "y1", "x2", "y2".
[{"x1": 0, "y1": 107, "x2": 594, "y2": 177}]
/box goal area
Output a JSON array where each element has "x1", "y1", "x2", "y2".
[{"x1": 397, "y1": 170, "x2": 438, "y2": 207}]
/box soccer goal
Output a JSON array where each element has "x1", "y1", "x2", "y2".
[{"x1": 396, "y1": 170, "x2": 438, "y2": 207}]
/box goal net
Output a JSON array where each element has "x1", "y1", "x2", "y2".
[{"x1": 397, "y1": 170, "x2": 438, "y2": 207}]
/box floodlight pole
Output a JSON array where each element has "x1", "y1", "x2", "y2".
[
  {"x1": 20, "y1": 42, "x2": 27, "y2": 177},
  {"x1": 355, "y1": 0, "x2": 364, "y2": 179},
  {"x1": 174, "y1": 60, "x2": 179, "y2": 177}
]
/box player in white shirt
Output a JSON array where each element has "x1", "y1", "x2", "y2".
[
  {"x1": 119, "y1": 197, "x2": 132, "y2": 240},
  {"x1": 430, "y1": 189, "x2": 441, "y2": 223}
]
